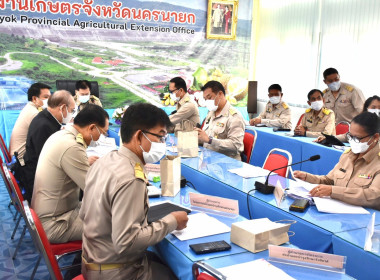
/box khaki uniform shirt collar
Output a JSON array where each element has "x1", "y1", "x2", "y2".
[
  {"x1": 66, "y1": 125, "x2": 80, "y2": 136},
  {"x1": 316, "y1": 108, "x2": 325, "y2": 120},
  {"x1": 362, "y1": 143, "x2": 380, "y2": 163},
  {"x1": 214, "y1": 100, "x2": 230, "y2": 118},
  {"x1": 118, "y1": 145, "x2": 146, "y2": 172},
  {"x1": 178, "y1": 93, "x2": 190, "y2": 106}
]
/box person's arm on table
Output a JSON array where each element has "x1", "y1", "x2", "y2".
[{"x1": 261, "y1": 108, "x2": 291, "y2": 128}]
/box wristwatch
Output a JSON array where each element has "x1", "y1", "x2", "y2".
[{"x1": 208, "y1": 136, "x2": 213, "y2": 144}]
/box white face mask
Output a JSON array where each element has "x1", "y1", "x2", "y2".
[
  {"x1": 368, "y1": 108, "x2": 380, "y2": 117},
  {"x1": 140, "y1": 132, "x2": 166, "y2": 164},
  {"x1": 205, "y1": 95, "x2": 220, "y2": 112},
  {"x1": 170, "y1": 93, "x2": 180, "y2": 102},
  {"x1": 328, "y1": 81, "x2": 341, "y2": 91},
  {"x1": 90, "y1": 126, "x2": 105, "y2": 147},
  {"x1": 41, "y1": 99, "x2": 48, "y2": 109},
  {"x1": 310, "y1": 100, "x2": 324, "y2": 111},
  {"x1": 78, "y1": 95, "x2": 90, "y2": 104},
  {"x1": 61, "y1": 106, "x2": 73, "y2": 124},
  {"x1": 348, "y1": 137, "x2": 372, "y2": 154},
  {"x1": 269, "y1": 96, "x2": 281, "y2": 105}
]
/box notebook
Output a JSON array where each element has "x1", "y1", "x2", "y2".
[
  {"x1": 147, "y1": 185, "x2": 162, "y2": 198},
  {"x1": 147, "y1": 201, "x2": 191, "y2": 223}
]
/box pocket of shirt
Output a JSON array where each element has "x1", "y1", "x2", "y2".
[{"x1": 353, "y1": 177, "x2": 373, "y2": 188}]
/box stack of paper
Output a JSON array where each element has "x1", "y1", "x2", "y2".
[
  {"x1": 228, "y1": 165, "x2": 271, "y2": 178},
  {"x1": 86, "y1": 137, "x2": 117, "y2": 157},
  {"x1": 313, "y1": 197, "x2": 370, "y2": 214},
  {"x1": 218, "y1": 259, "x2": 295, "y2": 280},
  {"x1": 286, "y1": 179, "x2": 317, "y2": 202},
  {"x1": 172, "y1": 213, "x2": 230, "y2": 241}
]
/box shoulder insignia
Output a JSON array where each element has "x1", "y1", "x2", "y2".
[
  {"x1": 76, "y1": 133, "x2": 87, "y2": 148},
  {"x1": 344, "y1": 85, "x2": 354, "y2": 92},
  {"x1": 184, "y1": 96, "x2": 190, "y2": 102},
  {"x1": 322, "y1": 89, "x2": 328, "y2": 94},
  {"x1": 91, "y1": 95, "x2": 100, "y2": 101},
  {"x1": 282, "y1": 102, "x2": 289, "y2": 109},
  {"x1": 229, "y1": 108, "x2": 237, "y2": 116},
  {"x1": 344, "y1": 148, "x2": 351, "y2": 154},
  {"x1": 305, "y1": 108, "x2": 311, "y2": 113},
  {"x1": 37, "y1": 107, "x2": 43, "y2": 112},
  {"x1": 134, "y1": 163, "x2": 146, "y2": 181},
  {"x1": 322, "y1": 108, "x2": 332, "y2": 115}
]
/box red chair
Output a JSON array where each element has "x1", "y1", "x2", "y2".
[
  {"x1": 23, "y1": 201, "x2": 82, "y2": 280},
  {"x1": 72, "y1": 275, "x2": 85, "y2": 280},
  {"x1": 242, "y1": 128, "x2": 257, "y2": 163},
  {"x1": 0, "y1": 133, "x2": 12, "y2": 164},
  {"x1": 296, "y1": 113, "x2": 304, "y2": 127},
  {"x1": 0, "y1": 158, "x2": 18, "y2": 219},
  {"x1": 262, "y1": 148, "x2": 292, "y2": 177},
  {"x1": 336, "y1": 121, "x2": 350, "y2": 135},
  {"x1": 192, "y1": 261, "x2": 225, "y2": 280}
]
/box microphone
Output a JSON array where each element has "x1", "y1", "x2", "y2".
[{"x1": 254, "y1": 155, "x2": 321, "y2": 194}]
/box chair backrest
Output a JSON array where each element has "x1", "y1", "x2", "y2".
[
  {"x1": 296, "y1": 113, "x2": 304, "y2": 127},
  {"x1": 24, "y1": 203, "x2": 63, "y2": 280},
  {"x1": 242, "y1": 128, "x2": 257, "y2": 163},
  {"x1": 262, "y1": 148, "x2": 293, "y2": 177},
  {"x1": 336, "y1": 121, "x2": 350, "y2": 135},
  {"x1": 0, "y1": 133, "x2": 11, "y2": 164},
  {"x1": 192, "y1": 262, "x2": 225, "y2": 280},
  {"x1": 3, "y1": 164, "x2": 24, "y2": 212},
  {"x1": 56, "y1": 80, "x2": 99, "y2": 98}
]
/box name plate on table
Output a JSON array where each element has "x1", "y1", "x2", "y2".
[
  {"x1": 268, "y1": 245, "x2": 346, "y2": 272},
  {"x1": 189, "y1": 193, "x2": 239, "y2": 215}
]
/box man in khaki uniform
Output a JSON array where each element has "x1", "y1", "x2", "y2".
[
  {"x1": 74, "y1": 80, "x2": 102, "y2": 112},
  {"x1": 195, "y1": 81, "x2": 245, "y2": 160},
  {"x1": 249, "y1": 84, "x2": 292, "y2": 129},
  {"x1": 322, "y1": 67, "x2": 365, "y2": 124},
  {"x1": 168, "y1": 77, "x2": 200, "y2": 132},
  {"x1": 295, "y1": 89, "x2": 336, "y2": 138},
  {"x1": 294, "y1": 112, "x2": 380, "y2": 210},
  {"x1": 80, "y1": 103, "x2": 188, "y2": 280},
  {"x1": 10, "y1": 83, "x2": 51, "y2": 165},
  {"x1": 31, "y1": 105, "x2": 109, "y2": 243}
]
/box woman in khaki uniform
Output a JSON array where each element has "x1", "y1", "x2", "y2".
[{"x1": 295, "y1": 112, "x2": 380, "y2": 210}]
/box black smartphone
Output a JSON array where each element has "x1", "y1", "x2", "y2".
[
  {"x1": 189, "y1": 240, "x2": 231, "y2": 254},
  {"x1": 289, "y1": 199, "x2": 309, "y2": 212}
]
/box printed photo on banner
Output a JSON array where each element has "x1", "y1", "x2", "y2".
[{"x1": 207, "y1": 0, "x2": 238, "y2": 40}]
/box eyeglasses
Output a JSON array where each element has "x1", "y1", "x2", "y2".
[
  {"x1": 96, "y1": 126, "x2": 109, "y2": 137},
  {"x1": 143, "y1": 130, "x2": 167, "y2": 143},
  {"x1": 346, "y1": 132, "x2": 372, "y2": 143},
  {"x1": 168, "y1": 88, "x2": 179, "y2": 94}
]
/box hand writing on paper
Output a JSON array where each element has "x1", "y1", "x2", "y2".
[
  {"x1": 310, "y1": 184, "x2": 332, "y2": 197},
  {"x1": 88, "y1": 156, "x2": 99, "y2": 166},
  {"x1": 171, "y1": 211, "x2": 189, "y2": 230},
  {"x1": 194, "y1": 128, "x2": 210, "y2": 143},
  {"x1": 249, "y1": 118, "x2": 261, "y2": 126},
  {"x1": 294, "y1": 125, "x2": 306, "y2": 136},
  {"x1": 293, "y1": 170, "x2": 307, "y2": 181}
]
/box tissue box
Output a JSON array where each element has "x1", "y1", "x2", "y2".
[{"x1": 231, "y1": 218, "x2": 291, "y2": 253}]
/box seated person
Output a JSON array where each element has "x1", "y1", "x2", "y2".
[
  {"x1": 195, "y1": 81, "x2": 245, "y2": 160},
  {"x1": 249, "y1": 84, "x2": 292, "y2": 129},
  {"x1": 19, "y1": 90, "x2": 75, "y2": 203},
  {"x1": 10, "y1": 83, "x2": 51, "y2": 165},
  {"x1": 316, "y1": 95, "x2": 380, "y2": 143},
  {"x1": 322, "y1": 67, "x2": 365, "y2": 124},
  {"x1": 294, "y1": 112, "x2": 380, "y2": 210},
  {"x1": 31, "y1": 104, "x2": 109, "y2": 243},
  {"x1": 80, "y1": 103, "x2": 188, "y2": 279},
  {"x1": 74, "y1": 80, "x2": 102, "y2": 112},
  {"x1": 168, "y1": 77, "x2": 200, "y2": 131},
  {"x1": 294, "y1": 89, "x2": 336, "y2": 138}
]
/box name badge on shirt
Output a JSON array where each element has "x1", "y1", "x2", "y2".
[{"x1": 358, "y1": 174, "x2": 372, "y2": 179}]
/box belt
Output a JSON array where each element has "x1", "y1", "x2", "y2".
[{"x1": 82, "y1": 256, "x2": 127, "y2": 271}]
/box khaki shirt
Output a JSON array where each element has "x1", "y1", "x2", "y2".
[
  {"x1": 9, "y1": 102, "x2": 42, "y2": 165},
  {"x1": 203, "y1": 101, "x2": 245, "y2": 160},
  {"x1": 169, "y1": 93, "x2": 200, "y2": 131},
  {"x1": 301, "y1": 107, "x2": 336, "y2": 138},
  {"x1": 32, "y1": 126, "x2": 89, "y2": 220},
  {"x1": 74, "y1": 95, "x2": 102, "y2": 111},
  {"x1": 304, "y1": 144, "x2": 380, "y2": 210},
  {"x1": 258, "y1": 101, "x2": 292, "y2": 129},
  {"x1": 79, "y1": 146, "x2": 177, "y2": 279},
  {"x1": 323, "y1": 82, "x2": 365, "y2": 124}
]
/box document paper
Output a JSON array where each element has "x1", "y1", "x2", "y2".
[
  {"x1": 172, "y1": 213, "x2": 230, "y2": 241},
  {"x1": 313, "y1": 197, "x2": 370, "y2": 214},
  {"x1": 218, "y1": 259, "x2": 295, "y2": 280},
  {"x1": 228, "y1": 165, "x2": 271, "y2": 178}
]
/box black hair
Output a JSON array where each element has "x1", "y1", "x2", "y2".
[
  {"x1": 121, "y1": 103, "x2": 172, "y2": 143},
  {"x1": 363, "y1": 95, "x2": 380, "y2": 112},
  {"x1": 27, "y1": 83, "x2": 51, "y2": 101},
  {"x1": 201, "y1": 80, "x2": 225, "y2": 96},
  {"x1": 268, "y1": 84, "x2": 282, "y2": 92},
  {"x1": 351, "y1": 112, "x2": 380, "y2": 135},
  {"x1": 323, "y1": 68, "x2": 339, "y2": 79},
  {"x1": 75, "y1": 80, "x2": 92, "y2": 91},
  {"x1": 74, "y1": 104, "x2": 109, "y2": 128},
  {"x1": 307, "y1": 89, "x2": 323, "y2": 101},
  {"x1": 169, "y1": 77, "x2": 187, "y2": 93}
]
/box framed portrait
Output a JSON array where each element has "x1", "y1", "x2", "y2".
[{"x1": 206, "y1": 0, "x2": 239, "y2": 40}]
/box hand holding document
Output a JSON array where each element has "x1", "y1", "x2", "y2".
[
  {"x1": 286, "y1": 179, "x2": 317, "y2": 202},
  {"x1": 172, "y1": 213, "x2": 230, "y2": 241},
  {"x1": 228, "y1": 165, "x2": 271, "y2": 178},
  {"x1": 87, "y1": 137, "x2": 117, "y2": 157},
  {"x1": 313, "y1": 197, "x2": 370, "y2": 214}
]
